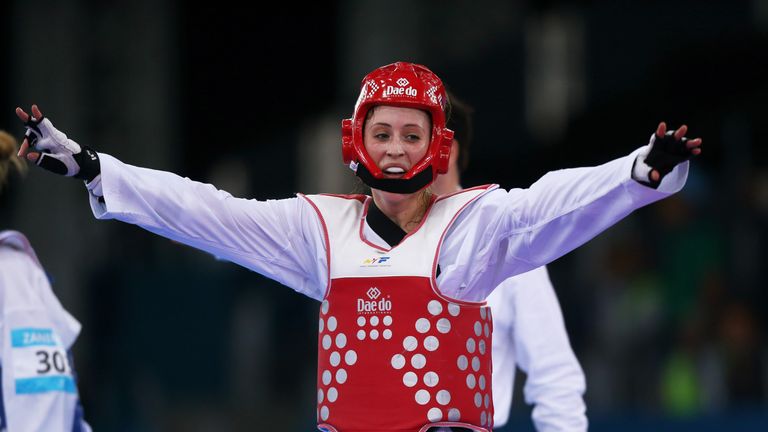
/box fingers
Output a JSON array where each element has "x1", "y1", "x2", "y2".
[
  {"x1": 687, "y1": 137, "x2": 702, "y2": 156},
  {"x1": 674, "y1": 125, "x2": 688, "y2": 140},
  {"x1": 15, "y1": 105, "x2": 43, "y2": 122},
  {"x1": 15, "y1": 107, "x2": 30, "y2": 122},
  {"x1": 17, "y1": 138, "x2": 40, "y2": 162},
  {"x1": 17, "y1": 138, "x2": 29, "y2": 157},
  {"x1": 657, "y1": 121, "x2": 703, "y2": 155}
]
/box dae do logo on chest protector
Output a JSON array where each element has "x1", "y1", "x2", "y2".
[{"x1": 357, "y1": 286, "x2": 393, "y2": 314}]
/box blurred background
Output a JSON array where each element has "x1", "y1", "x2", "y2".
[{"x1": 1, "y1": 0, "x2": 767, "y2": 431}]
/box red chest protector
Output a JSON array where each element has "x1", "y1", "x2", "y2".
[{"x1": 301, "y1": 187, "x2": 495, "y2": 432}]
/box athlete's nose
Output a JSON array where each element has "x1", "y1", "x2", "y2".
[{"x1": 385, "y1": 138, "x2": 405, "y2": 157}]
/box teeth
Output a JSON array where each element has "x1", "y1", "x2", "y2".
[{"x1": 384, "y1": 167, "x2": 406, "y2": 174}]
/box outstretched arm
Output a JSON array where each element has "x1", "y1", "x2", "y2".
[
  {"x1": 14, "y1": 105, "x2": 329, "y2": 301},
  {"x1": 439, "y1": 122, "x2": 701, "y2": 302},
  {"x1": 505, "y1": 122, "x2": 701, "y2": 269}
]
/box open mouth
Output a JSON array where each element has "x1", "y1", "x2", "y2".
[{"x1": 383, "y1": 166, "x2": 406, "y2": 178}]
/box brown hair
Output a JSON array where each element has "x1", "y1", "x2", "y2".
[{"x1": 0, "y1": 130, "x2": 26, "y2": 189}]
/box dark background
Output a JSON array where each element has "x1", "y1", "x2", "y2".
[{"x1": 2, "y1": 1, "x2": 767, "y2": 430}]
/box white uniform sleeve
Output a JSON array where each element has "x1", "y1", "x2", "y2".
[
  {"x1": 0, "y1": 247, "x2": 87, "y2": 432},
  {"x1": 502, "y1": 146, "x2": 687, "y2": 268},
  {"x1": 438, "y1": 146, "x2": 688, "y2": 301},
  {"x1": 87, "y1": 154, "x2": 329, "y2": 301},
  {"x1": 513, "y1": 268, "x2": 587, "y2": 432}
]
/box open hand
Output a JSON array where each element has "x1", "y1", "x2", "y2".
[{"x1": 648, "y1": 122, "x2": 702, "y2": 183}]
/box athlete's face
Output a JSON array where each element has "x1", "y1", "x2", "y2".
[{"x1": 363, "y1": 106, "x2": 431, "y2": 178}]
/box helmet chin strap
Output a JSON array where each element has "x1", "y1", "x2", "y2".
[{"x1": 355, "y1": 163, "x2": 434, "y2": 194}]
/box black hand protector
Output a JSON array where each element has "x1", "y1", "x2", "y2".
[{"x1": 643, "y1": 130, "x2": 695, "y2": 187}]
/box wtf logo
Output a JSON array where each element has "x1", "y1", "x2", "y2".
[{"x1": 362, "y1": 256, "x2": 391, "y2": 265}]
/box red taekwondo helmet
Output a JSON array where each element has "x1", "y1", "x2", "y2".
[{"x1": 341, "y1": 62, "x2": 454, "y2": 194}]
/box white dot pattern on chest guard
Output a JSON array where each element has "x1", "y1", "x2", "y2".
[
  {"x1": 380, "y1": 299, "x2": 495, "y2": 427},
  {"x1": 317, "y1": 299, "x2": 364, "y2": 424},
  {"x1": 320, "y1": 270, "x2": 495, "y2": 424},
  {"x1": 446, "y1": 304, "x2": 493, "y2": 428}
]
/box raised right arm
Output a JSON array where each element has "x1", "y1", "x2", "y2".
[{"x1": 15, "y1": 105, "x2": 328, "y2": 301}]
